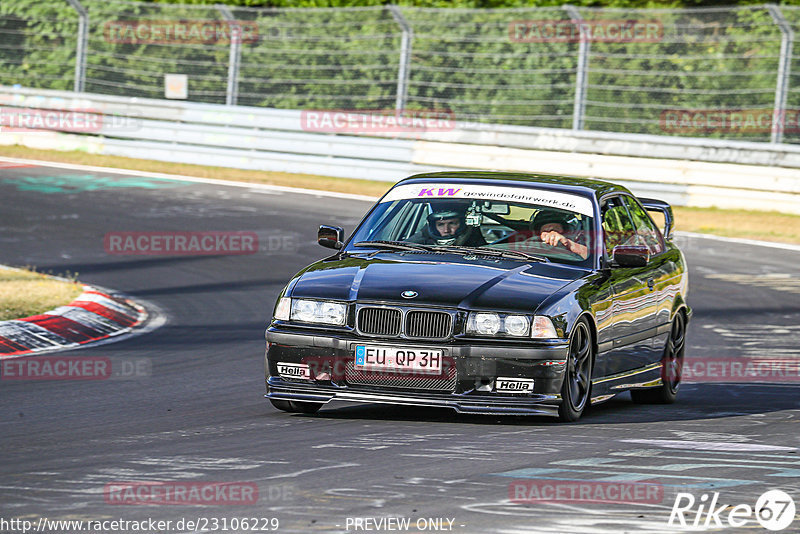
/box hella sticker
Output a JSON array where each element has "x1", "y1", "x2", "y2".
[
  {"x1": 277, "y1": 362, "x2": 311, "y2": 380},
  {"x1": 496, "y1": 377, "x2": 534, "y2": 393}
]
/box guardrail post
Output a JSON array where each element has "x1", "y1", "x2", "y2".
[
  {"x1": 388, "y1": 5, "x2": 413, "y2": 113},
  {"x1": 564, "y1": 5, "x2": 588, "y2": 131},
  {"x1": 217, "y1": 5, "x2": 241, "y2": 106},
  {"x1": 767, "y1": 4, "x2": 793, "y2": 144},
  {"x1": 65, "y1": 0, "x2": 88, "y2": 93}
]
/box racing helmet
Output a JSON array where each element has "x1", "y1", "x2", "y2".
[{"x1": 426, "y1": 203, "x2": 469, "y2": 245}]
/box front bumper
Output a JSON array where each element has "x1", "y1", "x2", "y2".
[{"x1": 265, "y1": 327, "x2": 569, "y2": 416}]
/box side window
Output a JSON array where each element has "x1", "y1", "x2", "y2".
[
  {"x1": 395, "y1": 202, "x2": 428, "y2": 241},
  {"x1": 601, "y1": 196, "x2": 637, "y2": 257},
  {"x1": 622, "y1": 196, "x2": 664, "y2": 255},
  {"x1": 369, "y1": 201, "x2": 415, "y2": 241}
]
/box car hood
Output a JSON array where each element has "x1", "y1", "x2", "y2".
[{"x1": 289, "y1": 253, "x2": 588, "y2": 313}]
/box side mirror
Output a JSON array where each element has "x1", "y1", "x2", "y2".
[
  {"x1": 613, "y1": 245, "x2": 650, "y2": 267},
  {"x1": 318, "y1": 225, "x2": 344, "y2": 250}
]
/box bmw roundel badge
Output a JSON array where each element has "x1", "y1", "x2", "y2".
[{"x1": 401, "y1": 290, "x2": 418, "y2": 299}]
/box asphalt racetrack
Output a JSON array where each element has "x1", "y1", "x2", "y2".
[{"x1": 1, "y1": 162, "x2": 799, "y2": 533}]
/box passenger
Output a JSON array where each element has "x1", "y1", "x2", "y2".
[{"x1": 530, "y1": 210, "x2": 588, "y2": 259}]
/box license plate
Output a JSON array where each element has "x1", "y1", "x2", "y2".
[{"x1": 354, "y1": 345, "x2": 442, "y2": 374}]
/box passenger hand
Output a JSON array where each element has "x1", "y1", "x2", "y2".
[{"x1": 540, "y1": 230, "x2": 568, "y2": 248}]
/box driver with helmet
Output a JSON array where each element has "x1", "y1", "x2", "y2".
[{"x1": 407, "y1": 202, "x2": 487, "y2": 247}]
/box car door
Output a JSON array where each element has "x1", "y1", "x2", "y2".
[
  {"x1": 601, "y1": 195, "x2": 660, "y2": 375},
  {"x1": 622, "y1": 195, "x2": 679, "y2": 354}
]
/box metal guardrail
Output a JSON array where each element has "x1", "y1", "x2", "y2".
[
  {"x1": 8, "y1": 87, "x2": 800, "y2": 168},
  {"x1": 2, "y1": 87, "x2": 800, "y2": 214}
]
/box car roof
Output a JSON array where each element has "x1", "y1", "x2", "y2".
[{"x1": 397, "y1": 171, "x2": 630, "y2": 200}]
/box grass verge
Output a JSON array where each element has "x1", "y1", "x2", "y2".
[
  {"x1": 0, "y1": 267, "x2": 83, "y2": 321},
  {"x1": 1, "y1": 144, "x2": 799, "y2": 245},
  {"x1": 671, "y1": 206, "x2": 800, "y2": 244}
]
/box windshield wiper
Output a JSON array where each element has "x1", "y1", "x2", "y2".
[
  {"x1": 491, "y1": 249, "x2": 550, "y2": 262},
  {"x1": 352, "y1": 240, "x2": 433, "y2": 252},
  {"x1": 353, "y1": 242, "x2": 548, "y2": 263},
  {"x1": 422, "y1": 245, "x2": 549, "y2": 263}
]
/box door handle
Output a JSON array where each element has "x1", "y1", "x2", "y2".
[{"x1": 647, "y1": 279, "x2": 655, "y2": 291}]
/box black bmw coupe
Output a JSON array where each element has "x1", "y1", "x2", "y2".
[{"x1": 265, "y1": 172, "x2": 691, "y2": 422}]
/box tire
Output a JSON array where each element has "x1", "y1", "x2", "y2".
[
  {"x1": 631, "y1": 311, "x2": 686, "y2": 405},
  {"x1": 558, "y1": 318, "x2": 594, "y2": 422},
  {"x1": 269, "y1": 399, "x2": 323, "y2": 414}
]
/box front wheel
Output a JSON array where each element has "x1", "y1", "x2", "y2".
[
  {"x1": 269, "y1": 399, "x2": 323, "y2": 414},
  {"x1": 631, "y1": 311, "x2": 686, "y2": 405},
  {"x1": 558, "y1": 318, "x2": 594, "y2": 422}
]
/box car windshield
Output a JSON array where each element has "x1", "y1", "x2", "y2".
[{"x1": 346, "y1": 182, "x2": 596, "y2": 267}]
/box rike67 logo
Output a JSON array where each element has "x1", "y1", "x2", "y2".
[{"x1": 668, "y1": 490, "x2": 795, "y2": 531}]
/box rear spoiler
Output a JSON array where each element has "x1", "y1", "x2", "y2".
[{"x1": 638, "y1": 197, "x2": 674, "y2": 240}]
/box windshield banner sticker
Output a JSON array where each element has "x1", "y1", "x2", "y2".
[{"x1": 383, "y1": 183, "x2": 594, "y2": 217}]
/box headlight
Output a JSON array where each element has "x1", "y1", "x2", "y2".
[
  {"x1": 273, "y1": 297, "x2": 291, "y2": 321},
  {"x1": 531, "y1": 316, "x2": 558, "y2": 339},
  {"x1": 466, "y1": 312, "x2": 549, "y2": 338},
  {"x1": 292, "y1": 300, "x2": 318, "y2": 322},
  {"x1": 319, "y1": 301, "x2": 347, "y2": 324},
  {"x1": 289, "y1": 299, "x2": 347, "y2": 326},
  {"x1": 504, "y1": 315, "x2": 530, "y2": 337},
  {"x1": 471, "y1": 312, "x2": 501, "y2": 335}
]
